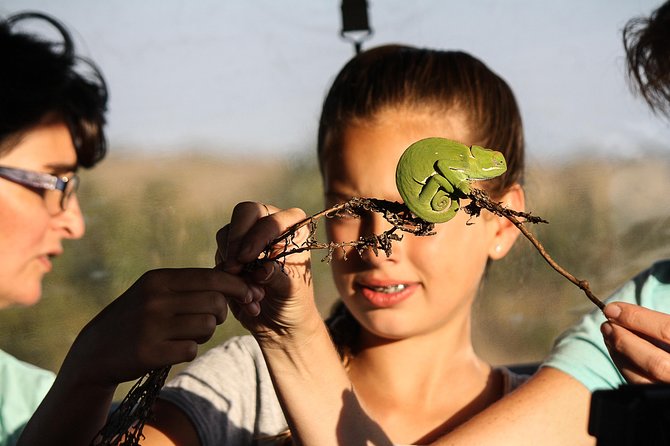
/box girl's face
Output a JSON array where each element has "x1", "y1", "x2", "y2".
[
  {"x1": 324, "y1": 109, "x2": 518, "y2": 343},
  {"x1": 0, "y1": 122, "x2": 85, "y2": 308}
]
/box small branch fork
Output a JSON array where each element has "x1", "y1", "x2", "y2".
[{"x1": 93, "y1": 189, "x2": 604, "y2": 445}]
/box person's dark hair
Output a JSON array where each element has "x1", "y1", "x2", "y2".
[
  {"x1": 0, "y1": 11, "x2": 108, "y2": 167},
  {"x1": 623, "y1": 1, "x2": 670, "y2": 119},
  {"x1": 317, "y1": 43, "x2": 525, "y2": 359}
]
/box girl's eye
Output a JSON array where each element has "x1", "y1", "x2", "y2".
[
  {"x1": 328, "y1": 206, "x2": 359, "y2": 222},
  {"x1": 324, "y1": 198, "x2": 360, "y2": 223}
]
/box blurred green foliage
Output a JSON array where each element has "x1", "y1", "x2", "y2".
[{"x1": 1, "y1": 150, "x2": 669, "y2": 399}]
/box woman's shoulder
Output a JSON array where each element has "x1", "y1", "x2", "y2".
[
  {"x1": 0, "y1": 348, "x2": 55, "y2": 385},
  {"x1": 0, "y1": 349, "x2": 56, "y2": 438}
]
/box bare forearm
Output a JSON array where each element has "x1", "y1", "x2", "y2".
[{"x1": 258, "y1": 322, "x2": 393, "y2": 446}]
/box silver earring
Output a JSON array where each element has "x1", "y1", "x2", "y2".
[{"x1": 494, "y1": 244, "x2": 502, "y2": 253}]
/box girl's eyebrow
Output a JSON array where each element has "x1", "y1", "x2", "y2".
[{"x1": 325, "y1": 191, "x2": 354, "y2": 202}]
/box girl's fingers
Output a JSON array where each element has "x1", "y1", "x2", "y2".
[
  {"x1": 224, "y1": 202, "x2": 275, "y2": 274},
  {"x1": 227, "y1": 293, "x2": 263, "y2": 319},
  {"x1": 236, "y1": 206, "x2": 308, "y2": 265},
  {"x1": 216, "y1": 202, "x2": 308, "y2": 275},
  {"x1": 249, "y1": 261, "x2": 291, "y2": 297}
]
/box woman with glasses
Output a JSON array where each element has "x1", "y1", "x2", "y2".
[
  {"x1": 0, "y1": 12, "x2": 245, "y2": 446},
  {"x1": 0, "y1": 12, "x2": 104, "y2": 443}
]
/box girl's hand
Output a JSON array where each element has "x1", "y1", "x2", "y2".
[
  {"x1": 601, "y1": 302, "x2": 670, "y2": 383},
  {"x1": 60, "y1": 268, "x2": 246, "y2": 387},
  {"x1": 215, "y1": 201, "x2": 322, "y2": 347}
]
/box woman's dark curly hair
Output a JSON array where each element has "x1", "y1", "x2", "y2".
[
  {"x1": 623, "y1": 1, "x2": 670, "y2": 119},
  {"x1": 0, "y1": 11, "x2": 108, "y2": 167}
]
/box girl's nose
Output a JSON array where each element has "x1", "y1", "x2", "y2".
[
  {"x1": 359, "y1": 210, "x2": 392, "y2": 237},
  {"x1": 358, "y1": 211, "x2": 399, "y2": 264}
]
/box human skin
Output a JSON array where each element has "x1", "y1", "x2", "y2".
[{"x1": 0, "y1": 122, "x2": 84, "y2": 308}]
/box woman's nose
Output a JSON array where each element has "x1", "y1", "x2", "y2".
[{"x1": 55, "y1": 194, "x2": 86, "y2": 239}]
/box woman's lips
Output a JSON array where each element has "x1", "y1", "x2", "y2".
[
  {"x1": 38, "y1": 255, "x2": 53, "y2": 272},
  {"x1": 357, "y1": 281, "x2": 418, "y2": 308}
]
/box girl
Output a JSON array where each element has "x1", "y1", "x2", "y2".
[{"x1": 145, "y1": 44, "x2": 526, "y2": 445}]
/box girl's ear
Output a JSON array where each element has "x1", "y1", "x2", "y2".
[{"x1": 488, "y1": 183, "x2": 525, "y2": 260}]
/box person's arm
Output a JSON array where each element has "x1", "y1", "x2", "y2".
[
  {"x1": 217, "y1": 202, "x2": 394, "y2": 446},
  {"x1": 17, "y1": 268, "x2": 250, "y2": 446},
  {"x1": 256, "y1": 310, "x2": 392, "y2": 446},
  {"x1": 601, "y1": 302, "x2": 670, "y2": 383},
  {"x1": 431, "y1": 367, "x2": 594, "y2": 446}
]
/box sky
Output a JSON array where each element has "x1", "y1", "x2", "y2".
[{"x1": 3, "y1": 0, "x2": 670, "y2": 163}]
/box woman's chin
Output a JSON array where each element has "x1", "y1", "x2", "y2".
[{"x1": 0, "y1": 285, "x2": 43, "y2": 308}]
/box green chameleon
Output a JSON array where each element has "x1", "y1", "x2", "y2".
[{"x1": 395, "y1": 137, "x2": 507, "y2": 223}]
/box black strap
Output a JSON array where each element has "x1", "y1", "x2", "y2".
[{"x1": 340, "y1": 0, "x2": 373, "y2": 54}]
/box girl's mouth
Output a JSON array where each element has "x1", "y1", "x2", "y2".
[
  {"x1": 357, "y1": 282, "x2": 416, "y2": 307},
  {"x1": 365, "y1": 283, "x2": 407, "y2": 293}
]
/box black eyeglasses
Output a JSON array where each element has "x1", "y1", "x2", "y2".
[{"x1": 0, "y1": 166, "x2": 80, "y2": 213}]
